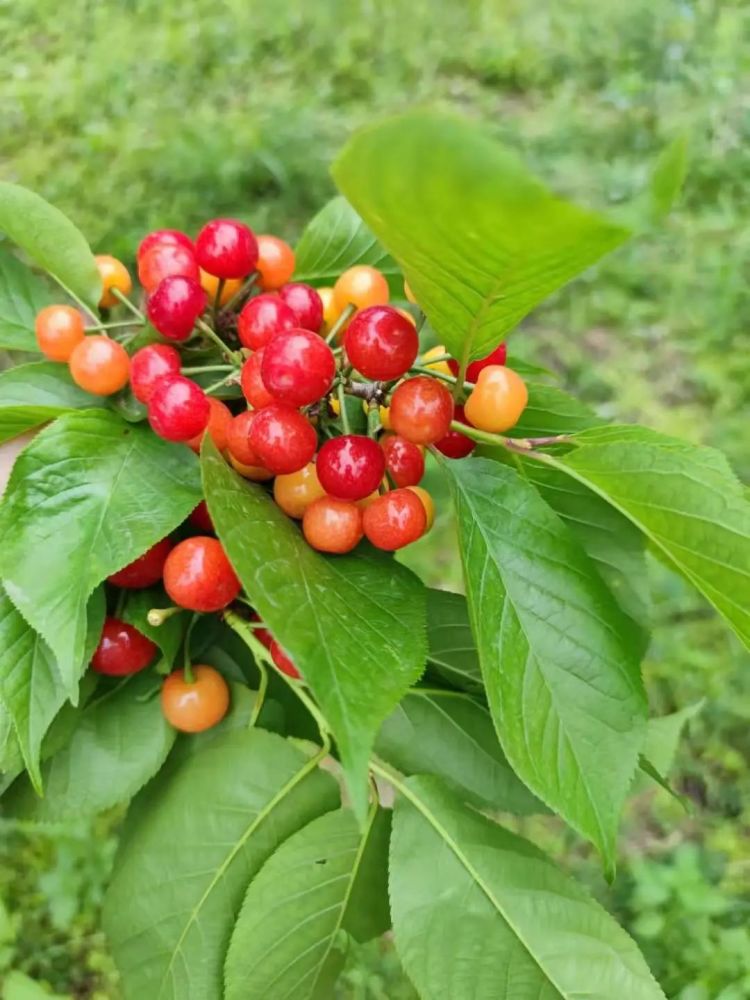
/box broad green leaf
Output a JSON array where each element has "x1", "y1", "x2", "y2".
[
  {"x1": 293, "y1": 196, "x2": 400, "y2": 293},
  {"x1": 121, "y1": 586, "x2": 188, "y2": 668},
  {"x1": 389, "y1": 775, "x2": 666, "y2": 1000},
  {"x1": 424, "y1": 589, "x2": 483, "y2": 693},
  {"x1": 104, "y1": 727, "x2": 338, "y2": 1000},
  {"x1": 1, "y1": 970, "x2": 71, "y2": 1000},
  {"x1": 0, "y1": 245, "x2": 53, "y2": 351},
  {"x1": 443, "y1": 457, "x2": 647, "y2": 870},
  {"x1": 376, "y1": 688, "x2": 543, "y2": 814},
  {"x1": 0, "y1": 362, "x2": 107, "y2": 444},
  {"x1": 632, "y1": 701, "x2": 704, "y2": 796},
  {"x1": 201, "y1": 440, "x2": 427, "y2": 819},
  {"x1": 225, "y1": 806, "x2": 390, "y2": 1000},
  {"x1": 2, "y1": 668, "x2": 175, "y2": 821},
  {"x1": 545, "y1": 425, "x2": 750, "y2": 651},
  {"x1": 0, "y1": 410, "x2": 201, "y2": 697},
  {"x1": 506, "y1": 382, "x2": 603, "y2": 439},
  {"x1": 333, "y1": 112, "x2": 630, "y2": 363}
]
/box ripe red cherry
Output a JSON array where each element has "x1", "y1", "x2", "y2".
[
  {"x1": 344, "y1": 305, "x2": 419, "y2": 381},
  {"x1": 240, "y1": 349, "x2": 277, "y2": 409},
  {"x1": 189, "y1": 500, "x2": 214, "y2": 533},
  {"x1": 146, "y1": 275, "x2": 207, "y2": 341},
  {"x1": 130, "y1": 344, "x2": 182, "y2": 404},
  {"x1": 237, "y1": 294, "x2": 296, "y2": 350},
  {"x1": 269, "y1": 640, "x2": 301, "y2": 679},
  {"x1": 138, "y1": 243, "x2": 199, "y2": 292},
  {"x1": 91, "y1": 618, "x2": 157, "y2": 676},
  {"x1": 362, "y1": 488, "x2": 427, "y2": 551},
  {"x1": 163, "y1": 536, "x2": 241, "y2": 612},
  {"x1": 226, "y1": 410, "x2": 262, "y2": 466},
  {"x1": 381, "y1": 434, "x2": 425, "y2": 487},
  {"x1": 261, "y1": 330, "x2": 335, "y2": 407},
  {"x1": 316, "y1": 435, "x2": 385, "y2": 501},
  {"x1": 248, "y1": 403, "x2": 317, "y2": 475},
  {"x1": 278, "y1": 283, "x2": 324, "y2": 333},
  {"x1": 434, "y1": 404, "x2": 476, "y2": 459},
  {"x1": 107, "y1": 537, "x2": 173, "y2": 589},
  {"x1": 390, "y1": 376, "x2": 454, "y2": 445},
  {"x1": 195, "y1": 219, "x2": 258, "y2": 279},
  {"x1": 137, "y1": 229, "x2": 194, "y2": 262},
  {"x1": 448, "y1": 342, "x2": 507, "y2": 382},
  {"x1": 148, "y1": 376, "x2": 210, "y2": 442}
]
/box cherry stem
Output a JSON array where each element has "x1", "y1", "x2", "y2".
[
  {"x1": 213, "y1": 278, "x2": 226, "y2": 319},
  {"x1": 418, "y1": 352, "x2": 451, "y2": 364},
  {"x1": 449, "y1": 420, "x2": 571, "y2": 452},
  {"x1": 85, "y1": 319, "x2": 140, "y2": 332},
  {"x1": 205, "y1": 372, "x2": 237, "y2": 395},
  {"x1": 409, "y1": 364, "x2": 472, "y2": 390},
  {"x1": 222, "y1": 271, "x2": 258, "y2": 313},
  {"x1": 195, "y1": 317, "x2": 242, "y2": 363},
  {"x1": 183, "y1": 613, "x2": 199, "y2": 683},
  {"x1": 366, "y1": 401, "x2": 381, "y2": 437},
  {"x1": 181, "y1": 364, "x2": 235, "y2": 375},
  {"x1": 336, "y1": 382, "x2": 351, "y2": 434},
  {"x1": 111, "y1": 287, "x2": 145, "y2": 322},
  {"x1": 147, "y1": 606, "x2": 181, "y2": 627},
  {"x1": 326, "y1": 303, "x2": 355, "y2": 345}
]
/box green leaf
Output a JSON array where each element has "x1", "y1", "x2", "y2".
[
  {"x1": 224, "y1": 806, "x2": 390, "y2": 1000},
  {"x1": 376, "y1": 688, "x2": 543, "y2": 814},
  {"x1": 0, "y1": 245, "x2": 54, "y2": 352},
  {"x1": 644, "y1": 701, "x2": 703, "y2": 776},
  {"x1": 546, "y1": 425, "x2": 750, "y2": 651},
  {"x1": 389, "y1": 775, "x2": 666, "y2": 1000},
  {"x1": 424, "y1": 589, "x2": 483, "y2": 693},
  {"x1": 104, "y1": 727, "x2": 338, "y2": 1000},
  {"x1": 1, "y1": 970, "x2": 71, "y2": 1000},
  {"x1": 0, "y1": 362, "x2": 108, "y2": 444},
  {"x1": 507, "y1": 382, "x2": 603, "y2": 439},
  {"x1": 121, "y1": 586, "x2": 188, "y2": 668},
  {"x1": 2, "y1": 668, "x2": 175, "y2": 821},
  {"x1": 443, "y1": 456, "x2": 647, "y2": 870},
  {"x1": 0, "y1": 410, "x2": 201, "y2": 697},
  {"x1": 201, "y1": 440, "x2": 427, "y2": 819},
  {"x1": 616, "y1": 135, "x2": 689, "y2": 229},
  {"x1": 333, "y1": 112, "x2": 631, "y2": 362},
  {"x1": 0, "y1": 183, "x2": 101, "y2": 311},
  {"x1": 293, "y1": 196, "x2": 401, "y2": 293}
]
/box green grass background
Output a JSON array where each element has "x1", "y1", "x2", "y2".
[{"x1": 1, "y1": 1, "x2": 749, "y2": 997}]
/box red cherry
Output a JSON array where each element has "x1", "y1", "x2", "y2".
[
  {"x1": 237, "y1": 294, "x2": 296, "y2": 350},
  {"x1": 226, "y1": 410, "x2": 263, "y2": 466},
  {"x1": 107, "y1": 537, "x2": 173, "y2": 589},
  {"x1": 163, "y1": 536, "x2": 241, "y2": 612},
  {"x1": 434, "y1": 404, "x2": 476, "y2": 459},
  {"x1": 250, "y1": 611, "x2": 273, "y2": 649},
  {"x1": 362, "y1": 488, "x2": 427, "y2": 551},
  {"x1": 91, "y1": 618, "x2": 157, "y2": 676},
  {"x1": 240, "y1": 349, "x2": 277, "y2": 409},
  {"x1": 269, "y1": 639, "x2": 300, "y2": 679},
  {"x1": 278, "y1": 283, "x2": 324, "y2": 333},
  {"x1": 137, "y1": 229, "x2": 194, "y2": 262},
  {"x1": 316, "y1": 435, "x2": 385, "y2": 501},
  {"x1": 148, "y1": 376, "x2": 210, "y2": 442},
  {"x1": 448, "y1": 342, "x2": 507, "y2": 382},
  {"x1": 146, "y1": 275, "x2": 207, "y2": 341},
  {"x1": 344, "y1": 305, "x2": 419, "y2": 381},
  {"x1": 260, "y1": 330, "x2": 335, "y2": 407},
  {"x1": 195, "y1": 219, "x2": 258, "y2": 279},
  {"x1": 138, "y1": 243, "x2": 199, "y2": 292},
  {"x1": 389, "y1": 376, "x2": 454, "y2": 445},
  {"x1": 130, "y1": 344, "x2": 181, "y2": 404},
  {"x1": 381, "y1": 434, "x2": 425, "y2": 487},
  {"x1": 187, "y1": 396, "x2": 232, "y2": 453},
  {"x1": 248, "y1": 403, "x2": 317, "y2": 475},
  {"x1": 189, "y1": 501, "x2": 214, "y2": 533}
]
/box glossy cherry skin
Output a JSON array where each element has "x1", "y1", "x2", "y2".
[
  {"x1": 408, "y1": 485, "x2": 435, "y2": 531},
  {"x1": 91, "y1": 618, "x2": 157, "y2": 676},
  {"x1": 273, "y1": 462, "x2": 326, "y2": 519},
  {"x1": 434, "y1": 404, "x2": 476, "y2": 459},
  {"x1": 226, "y1": 410, "x2": 262, "y2": 466},
  {"x1": 163, "y1": 536, "x2": 241, "y2": 612},
  {"x1": 35, "y1": 305, "x2": 85, "y2": 361},
  {"x1": 269, "y1": 640, "x2": 301, "y2": 679},
  {"x1": 302, "y1": 496, "x2": 363, "y2": 554},
  {"x1": 95, "y1": 255, "x2": 133, "y2": 309},
  {"x1": 381, "y1": 434, "x2": 425, "y2": 487},
  {"x1": 137, "y1": 229, "x2": 194, "y2": 261},
  {"x1": 316, "y1": 435, "x2": 385, "y2": 501},
  {"x1": 161, "y1": 665, "x2": 230, "y2": 732},
  {"x1": 260, "y1": 329, "x2": 335, "y2": 407},
  {"x1": 138, "y1": 243, "x2": 199, "y2": 292},
  {"x1": 189, "y1": 500, "x2": 214, "y2": 533},
  {"x1": 463, "y1": 365, "x2": 528, "y2": 433},
  {"x1": 344, "y1": 306, "x2": 419, "y2": 381},
  {"x1": 146, "y1": 275, "x2": 207, "y2": 341},
  {"x1": 195, "y1": 219, "x2": 258, "y2": 279},
  {"x1": 69, "y1": 336, "x2": 130, "y2": 396},
  {"x1": 237, "y1": 294, "x2": 296, "y2": 350},
  {"x1": 107, "y1": 537, "x2": 173, "y2": 589},
  {"x1": 248, "y1": 403, "x2": 317, "y2": 475},
  {"x1": 362, "y1": 488, "x2": 427, "y2": 551},
  {"x1": 129, "y1": 343, "x2": 182, "y2": 404},
  {"x1": 256, "y1": 235, "x2": 296, "y2": 291},
  {"x1": 240, "y1": 349, "x2": 277, "y2": 409},
  {"x1": 278, "y1": 283, "x2": 324, "y2": 333},
  {"x1": 148, "y1": 375, "x2": 210, "y2": 442},
  {"x1": 187, "y1": 396, "x2": 232, "y2": 453},
  {"x1": 389, "y1": 376, "x2": 454, "y2": 445},
  {"x1": 448, "y1": 342, "x2": 507, "y2": 382},
  {"x1": 333, "y1": 266, "x2": 389, "y2": 311}
]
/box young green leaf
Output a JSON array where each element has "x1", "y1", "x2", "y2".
[
  {"x1": 0, "y1": 245, "x2": 54, "y2": 351},
  {"x1": 0, "y1": 182, "x2": 101, "y2": 311},
  {"x1": 632, "y1": 701, "x2": 704, "y2": 797},
  {"x1": 424, "y1": 588, "x2": 483, "y2": 692},
  {"x1": 333, "y1": 112, "x2": 630, "y2": 363},
  {"x1": 201, "y1": 440, "x2": 427, "y2": 820},
  {"x1": 0, "y1": 361, "x2": 108, "y2": 444},
  {"x1": 0, "y1": 410, "x2": 201, "y2": 698},
  {"x1": 103, "y1": 727, "x2": 338, "y2": 1000},
  {"x1": 224, "y1": 807, "x2": 391, "y2": 1000},
  {"x1": 443, "y1": 456, "x2": 647, "y2": 871},
  {"x1": 388, "y1": 774, "x2": 666, "y2": 1000}
]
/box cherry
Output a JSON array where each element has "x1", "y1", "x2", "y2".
[
  {"x1": 316, "y1": 435, "x2": 385, "y2": 501},
  {"x1": 226, "y1": 410, "x2": 262, "y2": 467},
  {"x1": 278, "y1": 283, "x2": 324, "y2": 333},
  {"x1": 250, "y1": 611, "x2": 273, "y2": 649},
  {"x1": 107, "y1": 537, "x2": 173, "y2": 589},
  {"x1": 381, "y1": 434, "x2": 425, "y2": 487},
  {"x1": 434, "y1": 404, "x2": 476, "y2": 459},
  {"x1": 362, "y1": 488, "x2": 427, "y2": 551},
  {"x1": 91, "y1": 617, "x2": 157, "y2": 676},
  {"x1": 408, "y1": 485, "x2": 435, "y2": 531},
  {"x1": 248, "y1": 403, "x2": 317, "y2": 475},
  {"x1": 138, "y1": 243, "x2": 199, "y2": 292},
  {"x1": 317, "y1": 287, "x2": 339, "y2": 335},
  {"x1": 229, "y1": 453, "x2": 274, "y2": 481},
  {"x1": 189, "y1": 500, "x2": 215, "y2": 534},
  {"x1": 269, "y1": 640, "x2": 301, "y2": 680},
  {"x1": 448, "y1": 342, "x2": 507, "y2": 382},
  {"x1": 163, "y1": 536, "x2": 241, "y2": 612},
  {"x1": 137, "y1": 229, "x2": 194, "y2": 261},
  {"x1": 389, "y1": 376, "x2": 454, "y2": 445},
  {"x1": 146, "y1": 275, "x2": 207, "y2": 341},
  {"x1": 344, "y1": 306, "x2": 418, "y2": 381},
  {"x1": 148, "y1": 375, "x2": 210, "y2": 442},
  {"x1": 240, "y1": 349, "x2": 277, "y2": 409},
  {"x1": 302, "y1": 496, "x2": 363, "y2": 554},
  {"x1": 463, "y1": 365, "x2": 528, "y2": 433},
  {"x1": 237, "y1": 294, "x2": 296, "y2": 350},
  {"x1": 130, "y1": 343, "x2": 182, "y2": 404},
  {"x1": 260, "y1": 329, "x2": 335, "y2": 407},
  {"x1": 95, "y1": 255, "x2": 132, "y2": 309},
  {"x1": 256, "y1": 235, "x2": 296, "y2": 291},
  {"x1": 195, "y1": 219, "x2": 258, "y2": 279},
  {"x1": 69, "y1": 336, "x2": 130, "y2": 396},
  {"x1": 187, "y1": 396, "x2": 232, "y2": 453},
  {"x1": 273, "y1": 462, "x2": 326, "y2": 519},
  {"x1": 35, "y1": 305, "x2": 85, "y2": 361},
  {"x1": 161, "y1": 665, "x2": 230, "y2": 732},
  {"x1": 333, "y1": 266, "x2": 389, "y2": 311}
]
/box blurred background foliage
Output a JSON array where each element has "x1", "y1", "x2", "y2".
[{"x1": 1, "y1": 0, "x2": 749, "y2": 997}]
